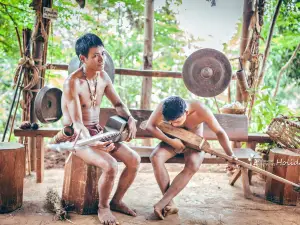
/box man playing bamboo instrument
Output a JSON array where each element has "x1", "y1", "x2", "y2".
[
  {"x1": 60, "y1": 33, "x2": 140, "y2": 225},
  {"x1": 145, "y1": 96, "x2": 236, "y2": 220}
]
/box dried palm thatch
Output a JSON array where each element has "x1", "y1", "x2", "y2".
[
  {"x1": 44, "y1": 188, "x2": 72, "y2": 222},
  {"x1": 267, "y1": 116, "x2": 300, "y2": 151}
]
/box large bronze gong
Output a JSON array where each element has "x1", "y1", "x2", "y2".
[
  {"x1": 34, "y1": 86, "x2": 62, "y2": 123},
  {"x1": 68, "y1": 51, "x2": 115, "y2": 83},
  {"x1": 182, "y1": 48, "x2": 232, "y2": 97}
]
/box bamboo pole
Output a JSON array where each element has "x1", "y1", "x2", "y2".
[{"x1": 154, "y1": 121, "x2": 300, "y2": 191}]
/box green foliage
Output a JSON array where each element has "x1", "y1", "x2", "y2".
[
  {"x1": 261, "y1": 0, "x2": 300, "y2": 100},
  {"x1": 249, "y1": 86, "x2": 295, "y2": 133},
  {"x1": 0, "y1": 0, "x2": 299, "y2": 140}
]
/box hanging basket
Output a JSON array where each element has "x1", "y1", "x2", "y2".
[{"x1": 266, "y1": 116, "x2": 300, "y2": 152}]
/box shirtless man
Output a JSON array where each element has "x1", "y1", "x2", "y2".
[
  {"x1": 145, "y1": 96, "x2": 236, "y2": 220},
  {"x1": 61, "y1": 33, "x2": 140, "y2": 225}
]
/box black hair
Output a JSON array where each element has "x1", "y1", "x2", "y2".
[
  {"x1": 162, "y1": 96, "x2": 187, "y2": 121},
  {"x1": 75, "y1": 33, "x2": 104, "y2": 58}
]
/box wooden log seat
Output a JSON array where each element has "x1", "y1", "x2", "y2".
[
  {"x1": 0, "y1": 142, "x2": 25, "y2": 213},
  {"x1": 265, "y1": 148, "x2": 300, "y2": 206}
]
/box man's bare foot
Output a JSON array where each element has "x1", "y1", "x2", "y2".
[
  {"x1": 110, "y1": 200, "x2": 137, "y2": 217},
  {"x1": 98, "y1": 207, "x2": 119, "y2": 225},
  {"x1": 163, "y1": 202, "x2": 179, "y2": 217},
  {"x1": 153, "y1": 204, "x2": 164, "y2": 220}
]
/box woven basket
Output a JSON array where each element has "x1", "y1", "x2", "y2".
[
  {"x1": 267, "y1": 116, "x2": 300, "y2": 151},
  {"x1": 220, "y1": 108, "x2": 245, "y2": 114}
]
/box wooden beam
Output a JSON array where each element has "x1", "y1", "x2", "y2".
[{"x1": 116, "y1": 68, "x2": 181, "y2": 78}]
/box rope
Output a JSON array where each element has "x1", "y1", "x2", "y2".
[{"x1": 14, "y1": 57, "x2": 40, "y2": 90}]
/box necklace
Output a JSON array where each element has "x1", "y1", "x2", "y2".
[{"x1": 83, "y1": 71, "x2": 98, "y2": 108}]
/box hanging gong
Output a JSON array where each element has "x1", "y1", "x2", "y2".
[
  {"x1": 182, "y1": 48, "x2": 232, "y2": 97},
  {"x1": 34, "y1": 86, "x2": 62, "y2": 124},
  {"x1": 68, "y1": 51, "x2": 115, "y2": 83}
]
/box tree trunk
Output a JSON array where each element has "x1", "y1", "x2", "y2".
[
  {"x1": 273, "y1": 42, "x2": 300, "y2": 97},
  {"x1": 141, "y1": 0, "x2": 154, "y2": 110},
  {"x1": 0, "y1": 143, "x2": 25, "y2": 213},
  {"x1": 141, "y1": 0, "x2": 154, "y2": 146},
  {"x1": 237, "y1": 0, "x2": 254, "y2": 103},
  {"x1": 257, "y1": 0, "x2": 283, "y2": 87}
]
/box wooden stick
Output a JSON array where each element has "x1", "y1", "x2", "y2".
[{"x1": 141, "y1": 121, "x2": 300, "y2": 190}]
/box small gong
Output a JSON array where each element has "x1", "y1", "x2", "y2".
[
  {"x1": 182, "y1": 48, "x2": 232, "y2": 97},
  {"x1": 34, "y1": 86, "x2": 62, "y2": 124},
  {"x1": 68, "y1": 51, "x2": 115, "y2": 83}
]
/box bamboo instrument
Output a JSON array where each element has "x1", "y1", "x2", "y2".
[{"x1": 140, "y1": 121, "x2": 300, "y2": 192}]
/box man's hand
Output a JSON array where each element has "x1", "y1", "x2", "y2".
[
  {"x1": 169, "y1": 138, "x2": 186, "y2": 153},
  {"x1": 89, "y1": 140, "x2": 115, "y2": 152},
  {"x1": 126, "y1": 116, "x2": 137, "y2": 142}
]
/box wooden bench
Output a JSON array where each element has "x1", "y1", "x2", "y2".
[{"x1": 14, "y1": 108, "x2": 273, "y2": 184}]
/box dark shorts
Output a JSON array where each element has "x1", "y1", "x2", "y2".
[{"x1": 50, "y1": 123, "x2": 103, "y2": 144}]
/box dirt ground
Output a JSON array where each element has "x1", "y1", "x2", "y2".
[{"x1": 1, "y1": 151, "x2": 300, "y2": 225}]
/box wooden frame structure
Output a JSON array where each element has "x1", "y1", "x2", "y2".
[{"x1": 11, "y1": 1, "x2": 273, "y2": 187}]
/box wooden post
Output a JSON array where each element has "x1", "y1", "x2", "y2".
[
  {"x1": 21, "y1": 29, "x2": 32, "y2": 175},
  {"x1": 141, "y1": 0, "x2": 154, "y2": 110},
  {"x1": 29, "y1": 0, "x2": 52, "y2": 171},
  {"x1": 236, "y1": 0, "x2": 254, "y2": 103},
  {"x1": 141, "y1": 0, "x2": 154, "y2": 146},
  {"x1": 0, "y1": 143, "x2": 25, "y2": 213}
]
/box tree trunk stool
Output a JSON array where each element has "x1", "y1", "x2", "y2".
[
  {"x1": 0, "y1": 142, "x2": 25, "y2": 213},
  {"x1": 62, "y1": 153, "x2": 102, "y2": 214},
  {"x1": 265, "y1": 148, "x2": 300, "y2": 206}
]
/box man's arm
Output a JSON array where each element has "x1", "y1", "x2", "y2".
[
  {"x1": 103, "y1": 73, "x2": 136, "y2": 140},
  {"x1": 145, "y1": 102, "x2": 185, "y2": 151},
  {"x1": 63, "y1": 77, "x2": 91, "y2": 139},
  {"x1": 194, "y1": 103, "x2": 235, "y2": 157}
]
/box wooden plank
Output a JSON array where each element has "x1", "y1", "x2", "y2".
[
  {"x1": 36, "y1": 135, "x2": 44, "y2": 183},
  {"x1": 131, "y1": 146, "x2": 261, "y2": 164},
  {"x1": 248, "y1": 133, "x2": 272, "y2": 143},
  {"x1": 203, "y1": 114, "x2": 248, "y2": 141},
  {"x1": 99, "y1": 108, "x2": 248, "y2": 140},
  {"x1": 14, "y1": 127, "x2": 60, "y2": 137}
]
